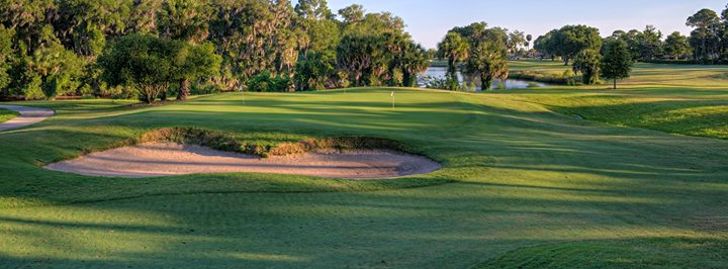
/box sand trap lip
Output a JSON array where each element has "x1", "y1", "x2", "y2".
[
  {"x1": 45, "y1": 142, "x2": 441, "y2": 179},
  {"x1": 0, "y1": 104, "x2": 54, "y2": 131}
]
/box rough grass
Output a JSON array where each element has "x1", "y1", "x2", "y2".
[
  {"x1": 0, "y1": 76, "x2": 727, "y2": 268},
  {"x1": 508, "y1": 60, "x2": 728, "y2": 139},
  {"x1": 0, "y1": 107, "x2": 19, "y2": 123},
  {"x1": 138, "y1": 127, "x2": 409, "y2": 157}
]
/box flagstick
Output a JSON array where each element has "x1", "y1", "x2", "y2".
[{"x1": 391, "y1": 91, "x2": 395, "y2": 111}]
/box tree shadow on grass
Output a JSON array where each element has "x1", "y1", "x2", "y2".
[
  {"x1": 1, "y1": 91, "x2": 727, "y2": 267},
  {"x1": 1, "y1": 184, "x2": 726, "y2": 268},
  {"x1": 475, "y1": 237, "x2": 728, "y2": 269}
]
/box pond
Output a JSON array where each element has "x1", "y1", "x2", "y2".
[{"x1": 418, "y1": 66, "x2": 548, "y2": 90}]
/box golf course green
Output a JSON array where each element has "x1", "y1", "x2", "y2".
[{"x1": 1, "y1": 62, "x2": 726, "y2": 268}]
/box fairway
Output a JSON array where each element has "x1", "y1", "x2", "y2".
[
  {"x1": 1, "y1": 62, "x2": 727, "y2": 268},
  {"x1": 5, "y1": 0, "x2": 728, "y2": 267}
]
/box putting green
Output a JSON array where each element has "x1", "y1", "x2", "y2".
[{"x1": 0, "y1": 64, "x2": 727, "y2": 268}]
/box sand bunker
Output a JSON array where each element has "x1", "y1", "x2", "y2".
[{"x1": 45, "y1": 142, "x2": 441, "y2": 179}]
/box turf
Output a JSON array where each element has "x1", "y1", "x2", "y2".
[
  {"x1": 509, "y1": 60, "x2": 728, "y2": 139},
  {"x1": 0, "y1": 64, "x2": 727, "y2": 268},
  {"x1": 0, "y1": 107, "x2": 19, "y2": 123}
]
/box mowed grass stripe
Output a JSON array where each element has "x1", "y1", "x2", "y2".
[{"x1": 0, "y1": 64, "x2": 726, "y2": 268}]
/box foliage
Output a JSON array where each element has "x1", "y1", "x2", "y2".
[
  {"x1": 508, "y1": 70, "x2": 574, "y2": 85},
  {"x1": 535, "y1": 25, "x2": 602, "y2": 65},
  {"x1": 439, "y1": 22, "x2": 514, "y2": 90},
  {"x1": 438, "y1": 22, "x2": 525, "y2": 90},
  {"x1": 610, "y1": 25, "x2": 664, "y2": 61},
  {"x1": 397, "y1": 41, "x2": 429, "y2": 87},
  {"x1": 173, "y1": 42, "x2": 222, "y2": 100},
  {"x1": 465, "y1": 31, "x2": 509, "y2": 90},
  {"x1": 0, "y1": 25, "x2": 13, "y2": 92},
  {"x1": 98, "y1": 34, "x2": 177, "y2": 103},
  {"x1": 98, "y1": 34, "x2": 220, "y2": 102},
  {"x1": 601, "y1": 39, "x2": 633, "y2": 89},
  {"x1": 336, "y1": 34, "x2": 384, "y2": 87},
  {"x1": 437, "y1": 32, "x2": 469, "y2": 90},
  {"x1": 506, "y1": 30, "x2": 525, "y2": 55},
  {"x1": 686, "y1": 8, "x2": 721, "y2": 63},
  {"x1": 0, "y1": 0, "x2": 434, "y2": 98},
  {"x1": 534, "y1": 29, "x2": 558, "y2": 60},
  {"x1": 157, "y1": 0, "x2": 212, "y2": 43},
  {"x1": 421, "y1": 75, "x2": 449, "y2": 90},
  {"x1": 247, "y1": 70, "x2": 292, "y2": 92},
  {"x1": 52, "y1": 0, "x2": 128, "y2": 57},
  {"x1": 635, "y1": 25, "x2": 663, "y2": 61},
  {"x1": 294, "y1": 51, "x2": 336, "y2": 90},
  {"x1": 295, "y1": 0, "x2": 333, "y2": 20},
  {"x1": 10, "y1": 26, "x2": 84, "y2": 99},
  {"x1": 663, "y1": 31, "x2": 692, "y2": 60},
  {"x1": 572, "y1": 49, "x2": 601, "y2": 85}
]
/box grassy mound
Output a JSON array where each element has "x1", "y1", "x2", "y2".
[
  {"x1": 0, "y1": 107, "x2": 19, "y2": 123},
  {"x1": 140, "y1": 127, "x2": 409, "y2": 157}
]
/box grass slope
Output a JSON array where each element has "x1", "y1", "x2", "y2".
[
  {"x1": 510, "y1": 60, "x2": 728, "y2": 139},
  {"x1": 0, "y1": 83, "x2": 726, "y2": 267},
  {"x1": 0, "y1": 107, "x2": 19, "y2": 123}
]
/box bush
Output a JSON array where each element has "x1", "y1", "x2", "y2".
[
  {"x1": 141, "y1": 127, "x2": 245, "y2": 154},
  {"x1": 247, "y1": 70, "x2": 292, "y2": 92},
  {"x1": 422, "y1": 75, "x2": 448, "y2": 90},
  {"x1": 335, "y1": 71, "x2": 351, "y2": 88},
  {"x1": 191, "y1": 83, "x2": 223, "y2": 95},
  {"x1": 495, "y1": 81, "x2": 506, "y2": 90},
  {"x1": 102, "y1": 85, "x2": 137, "y2": 100},
  {"x1": 23, "y1": 75, "x2": 45, "y2": 100},
  {"x1": 509, "y1": 70, "x2": 577, "y2": 85},
  {"x1": 140, "y1": 128, "x2": 408, "y2": 158},
  {"x1": 562, "y1": 70, "x2": 577, "y2": 86}
]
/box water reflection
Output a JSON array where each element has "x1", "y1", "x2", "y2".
[{"x1": 418, "y1": 66, "x2": 547, "y2": 90}]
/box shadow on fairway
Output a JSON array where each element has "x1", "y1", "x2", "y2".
[{"x1": 0, "y1": 92, "x2": 726, "y2": 268}]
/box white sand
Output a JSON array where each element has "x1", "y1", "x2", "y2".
[
  {"x1": 45, "y1": 142, "x2": 441, "y2": 179},
  {"x1": 0, "y1": 105, "x2": 54, "y2": 131}
]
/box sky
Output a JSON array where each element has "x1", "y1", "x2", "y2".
[{"x1": 326, "y1": 0, "x2": 727, "y2": 48}]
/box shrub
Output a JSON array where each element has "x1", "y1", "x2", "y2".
[
  {"x1": 509, "y1": 70, "x2": 575, "y2": 85},
  {"x1": 422, "y1": 75, "x2": 448, "y2": 90},
  {"x1": 140, "y1": 128, "x2": 409, "y2": 158},
  {"x1": 247, "y1": 70, "x2": 292, "y2": 92},
  {"x1": 191, "y1": 83, "x2": 223, "y2": 95},
  {"x1": 23, "y1": 75, "x2": 46, "y2": 100},
  {"x1": 141, "y1": 127, "x2": 244, "y2": 154},
  {"x1": 563, "y1": 70, "x2": 577, "y2": 85},
  {"x1": 495, "y1": 81, "x2": 506, "y2": 90}
]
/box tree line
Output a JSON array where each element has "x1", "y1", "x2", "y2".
[
  {"x1": 436, "y1": 22, "x2": 633, "y2": 89},
  {"x1": 436, "y1": 22, "x2": 526, "y2": 91},
  {"x1": 530, "y1": 24, "x2": 634, "y2": 87},
  {"x1": 535, "y1": 5, "x2": 728, "y2": 64},
  {"x1": 0, "y1": 0, "x2": 429, "y2": 102}
]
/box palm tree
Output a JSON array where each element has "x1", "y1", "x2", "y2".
[
  {"x1": 437, "y1": 32, "x2": 469, "y2": 90},
  {"x1": 467, "y1": 39, "x2": 508, "y2": 90}
]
